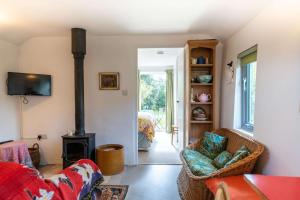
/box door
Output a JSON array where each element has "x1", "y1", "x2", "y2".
[{"x1": 176, "y1": 48, "x2": 185, "y2": 150}]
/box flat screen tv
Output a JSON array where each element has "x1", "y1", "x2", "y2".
[{"x1": 7, "y1": 72, "x2": 52, "y2": 96}]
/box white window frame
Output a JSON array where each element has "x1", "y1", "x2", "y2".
[{"x1": 234, "y1": 45, "x2": 257, "y2": 134}]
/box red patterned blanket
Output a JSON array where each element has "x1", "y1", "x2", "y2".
[{"x1": 0, "y1": 159, "x2": 103, "y2": 200}]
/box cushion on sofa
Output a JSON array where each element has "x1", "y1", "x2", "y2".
[
  {"x1": 183, "y1": 148, "x2": 213, "y2": 164},
  {"x1": 213, "y1": 151, "x2": 233, "y2": 169},
  {"x1": 224, "y1": 145, "x2": 250, "y2": 167},
  {"x1": 198, "y1": 132, "x2": 228, "y2": 159},
  {"x1": 183, "y1": 149, "x2": 217, "y2": 176}
]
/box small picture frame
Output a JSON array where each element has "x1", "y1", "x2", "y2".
[{"x1": 99, "y1": 72, "x2": 120, "y2": 90}]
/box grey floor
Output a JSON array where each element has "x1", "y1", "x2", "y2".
[
  {"x1": 39, "y1": 136, "x2": 183, "y2": 200},
  {"x1": 103, "y1": 165, "x2": 182, "y2": 200},
  {"x1": 138, "y1": 132, "x2": 182, "y2": 164},
  {"x1": 40, "y1": 164, "x2": 182, "y2": 200}
]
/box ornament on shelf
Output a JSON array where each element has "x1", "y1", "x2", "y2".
[{"x1": 191, "y1": 88, "x2": 195, "y2": 102}]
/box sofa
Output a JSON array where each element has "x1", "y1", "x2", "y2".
[
  {"x1": 0, "y1": 159, "x2": 103, "y2": 200},
  {"x1": 177, "y1": 128, "x2": 264, "y2": 200}
]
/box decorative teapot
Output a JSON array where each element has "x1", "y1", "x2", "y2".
[{"x1": 196, "y1": 93, "x2": 211, "y2": 103}]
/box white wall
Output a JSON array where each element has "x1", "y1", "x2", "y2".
[
  {"x1": 19, "y1": 34, "x2": 221, "y2": 165},
  {"x1": 221, "y1": 1, "x2": 300, "y2": 176},
  {"x1": 19, "y1": 37, "x2": 74, "y2": 164},
  {"x1": 0, "y1": 40, "x2": 20, "y2": 142}
]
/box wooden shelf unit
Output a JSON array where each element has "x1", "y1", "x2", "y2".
[
  {"x1": 185, "y1": 40, "x2": 219, "y2": 144},
  {"x1": 191, "y1": 102, "x2": 213, "y2": 105},
  {"x1": 191, "y1": 64, "x2": 213, "y2": 68},
  {"x1": 190, "y1": 121, "x2": 213, "y2": 124},
  {"x1": 191, "y1": 83, "x2": 213, "y2": 86}
]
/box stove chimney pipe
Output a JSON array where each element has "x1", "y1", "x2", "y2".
[{"x1": 71, "y1": 28, "x2": 86, "y2": 135}]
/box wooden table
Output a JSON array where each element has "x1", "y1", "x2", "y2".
[{"x1": 0, "y1": 141, "x2": 33, "y2": 167}]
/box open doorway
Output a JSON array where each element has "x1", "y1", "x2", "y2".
[
  {"x1": 139, "y1": 72, "x2": 166, "y2": 131},
  {"x1": 137, "y1": 48, "x2": 185, "y2": 164}
]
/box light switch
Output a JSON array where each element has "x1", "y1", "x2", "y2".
[{"x1": 122, "y1": 89, "x2": 128, "y2": 96}]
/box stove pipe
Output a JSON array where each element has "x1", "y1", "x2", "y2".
[{"x1": 71, "y1": 28, "x2": 86, "y2": 135}]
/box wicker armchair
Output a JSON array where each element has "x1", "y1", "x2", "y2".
[{"x1": 177, "y1": 128, "x2": 264, "y2": 200}]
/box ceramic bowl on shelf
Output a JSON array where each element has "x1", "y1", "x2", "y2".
[
  {"x1": 193, "y1": 117, "x2": 208, "y2": 121},
  {"x1": 192, "y1": 107, "x2": 207, "y2": 120},
  {"x1": 198, "y1": 75, "x2": 212, "y2": 83}
]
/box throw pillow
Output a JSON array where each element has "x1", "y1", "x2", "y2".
[
  {"x1": 197, "y1": 132, "x2": 228, "y2": 159},
  {"x1": 213, "y1": 151, "x2": 233, "y2": 169},
  {"x1": 183, "y1": 148, "x2": 213, "y2": 164},
  {"x1": 224, "y1": 145, "x2": 250, "y2": 167}
]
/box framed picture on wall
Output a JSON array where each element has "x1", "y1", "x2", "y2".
[{"x1": 99, "y1": 72, "x2": 120, "y2": 90}]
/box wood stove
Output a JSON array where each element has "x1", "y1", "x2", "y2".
[
  {"x1": 62, "y1": 133, "x2": 95, "y2": 168},
  {"x1": 62, "y1": 28, "x2": 96, "y2": 168}
]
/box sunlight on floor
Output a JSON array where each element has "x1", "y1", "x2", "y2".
[{"x1": 138, "y1": 132, "x2": 181, "y2": 164}]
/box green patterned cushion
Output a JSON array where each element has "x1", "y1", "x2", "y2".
[
  {"x1": 188, "y1": 159, "x2": 218, "y2": 176},
  {"x1": 224, "y1": 145, "x2": 250, "y2": 167},
  {"x1": 213, "y1": 151, "x2": 233, "y2": 169},
  {"x1": 183, "y1": 148, "x2": 213, "y2": 164},
  {"x1": 198, "y1": 132, "x2": 228, "y2": 159},
  {"x1": 183, "y1": 149, "x2": 217, "y2": 176}
]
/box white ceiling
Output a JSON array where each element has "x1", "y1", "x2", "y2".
[
  {"x1": 0, "y1": 0, "x2": 272, "y2": 44},
  {"x1": 138, "y1": 48, "x2": 183, "y2": 71}
]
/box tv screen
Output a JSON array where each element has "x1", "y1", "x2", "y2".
[{"x1": 7, "y1": 72, "x2": 52, "y2": 96}]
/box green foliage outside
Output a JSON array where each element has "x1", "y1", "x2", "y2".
[{"x1": 140, "y1": 73, "x2": 166, "y2": 130}]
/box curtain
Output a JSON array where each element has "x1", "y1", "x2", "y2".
[
  {"x1": 166, "y1": 69, "x2": 174, "y2": 133},
  {"x1": 138, "y1": 70, "x2": 141, "y2": 111}
]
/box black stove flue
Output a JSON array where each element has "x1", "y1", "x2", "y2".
[{"x1": 72, "y1": 28, "x2": 86, "y2": 135}]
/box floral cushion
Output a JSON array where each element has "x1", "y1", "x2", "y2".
[
  {"x1": 224, "y1": 145, "x2": 250, "y2": 167},
  {"x1": 213, "y1": 151, "x2": 233, "y2": 169},
  {"x1": 198, "y1": 132, "x2": 228, "y2": 159},
  {"x1": 183, "y1": 149, "x2": 217, "y2": 176}
]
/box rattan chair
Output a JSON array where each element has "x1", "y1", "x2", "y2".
[{"x1": 177, "y1": 128, "x2": 264, "y2": 200}]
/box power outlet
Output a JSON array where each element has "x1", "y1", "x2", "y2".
[{"x1": 37, "y1": 134, "x2": 47, "y2": 140}]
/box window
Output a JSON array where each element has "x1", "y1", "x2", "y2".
[{"x1": 239, "y1": 46, "x2": 257, "y2": 132}]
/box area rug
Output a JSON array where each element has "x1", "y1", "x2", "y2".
[{"x1": 95, "y1": 185, "x2": 129, "y2": 200}]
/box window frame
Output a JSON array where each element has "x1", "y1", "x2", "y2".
[
  {"x1": 238, "y1": 45, "x2": 257, "y2": 133},
  {"x1": 241, "y1": 63, "x2": 254, "y2": 132}
]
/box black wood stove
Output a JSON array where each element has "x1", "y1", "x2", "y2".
[
  {"x1": 62, "y1": 133, "x2": 95, "y2": 168},
  {"x1": 62, "y1": 28, "x2": 96, "y2": 168}
]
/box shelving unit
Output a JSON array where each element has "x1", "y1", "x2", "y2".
[
  {"x1": 191, "y1": 64, "x2": 213, "y2": 67},
  {"x1": 190, "y1": 121, "x2": 213, "y2": 124},
  {"x1": 191, "y1": 102, "x2": 212, "y2": 105},
  {"x1": 184, "y1": 40, "x2": 219, "y2": 144},
  {"x1": 191, "y1": 83, "x2": 213, "y2": 86}
]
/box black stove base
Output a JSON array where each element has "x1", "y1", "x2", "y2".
[{"x1": 62, "y1": 133, "x2": 95, "y2": 168}]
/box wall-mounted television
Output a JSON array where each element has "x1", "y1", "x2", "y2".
[{"x1": 7, "y1": 72, "x2": 52, "y2": 96}]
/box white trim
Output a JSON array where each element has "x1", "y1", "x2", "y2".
[
  {"x1": 235, "y1": 128, "x2": 253, "y2": 137},
  {"x1": 139, "y1": 65, "x2": 173, "y2": 72}
]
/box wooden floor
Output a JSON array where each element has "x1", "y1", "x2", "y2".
[{"x1": 39, "y1": 164, "x2": 182, "y2": 200}]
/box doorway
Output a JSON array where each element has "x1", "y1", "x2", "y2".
[
  {"x1": 137, "y1": 48, "x2": 185, "y2": 164},
  {"x1": 139, "y1": 72, "x2": 166, "y2": 131}
]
